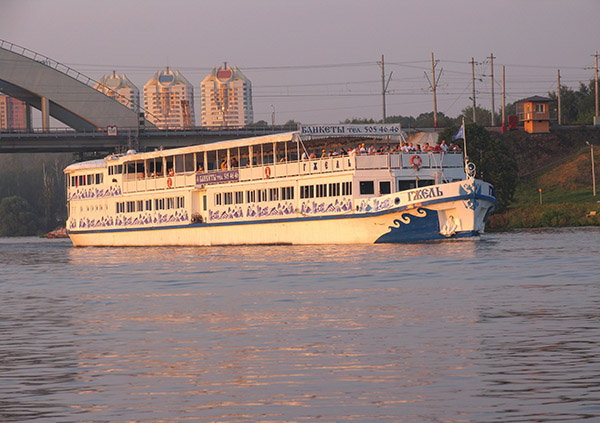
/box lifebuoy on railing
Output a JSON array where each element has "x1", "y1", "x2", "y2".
[
  {"x1": 167, "y1": 177, "x2": 173, "y2": 188},
  {"x1": 410, "y1": 155, "x2": 422, "y2": 168},
  {"x1": 265, "y1": 166, "x2": 271, "y2": 178}
]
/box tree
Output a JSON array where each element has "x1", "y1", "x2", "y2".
[
  {"x1": 439, "y1": 123, "x2": 518, "y2": 212},
  {"x1": 0, "y1": 196, "x2": 39, "y2": 236},
  {"x1": 460, "y1": 106, "x2": 501, "y2": 127},
  {"x1": 548, "y1": 80, "x2": 596, "y2": 125}
]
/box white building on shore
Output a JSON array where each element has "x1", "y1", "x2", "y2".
[
  {"x1": 200, "y1": 63, "x2": 253, "y2": 128},
  {"x1": 94, "y1": 71, "x2": 139, "y2": 111},
  {"x1": 143, "y1": 67, "x2": 195, "y2": 129}
]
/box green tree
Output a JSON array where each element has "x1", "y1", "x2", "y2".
[
  {"x1": 460, "y1": 105, "x2": 501, "y2": 127},
  {"x1": 439, "y1": 123, "x2": 518, "y2": 212},
  {"x1": 548, "y1": 80, "x2": 596, "y2": 125},
  {"x1": 0, "y1": 196, "x2": 39, "y2": 236}
]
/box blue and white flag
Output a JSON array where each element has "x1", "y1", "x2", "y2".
[{"x1": 452, "y1": 125, "x2": 464, "y2": 141}]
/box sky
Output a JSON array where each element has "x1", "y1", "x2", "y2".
[{"x1": 1, "y1": 0, "x2": 599, "y2": 126}]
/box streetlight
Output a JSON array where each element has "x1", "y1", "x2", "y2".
[{"x1": 586, "y1": 141, "x2": 596, "y2": 197}]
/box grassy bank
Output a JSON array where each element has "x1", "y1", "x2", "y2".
[{"x1": 488, "y1": 140, "x2": 600, "y2": 230}]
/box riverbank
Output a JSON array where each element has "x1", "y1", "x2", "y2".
[{"x1": 488, "y1": 128, "x2": 599, "y2": 230}]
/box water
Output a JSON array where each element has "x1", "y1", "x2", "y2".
[{"x1": 1, "y1": 227, "x2": 599, "y2": 422}]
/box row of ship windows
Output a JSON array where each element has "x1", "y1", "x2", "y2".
[
  {"x1": 214, "y1": 182, "x2": 352, "y2": 206},
  {"x1": 116, "y1": 196, "x2": 185, "y2": 214},
  {"x1": 70, "y1": 173, "x2": 103, "y2": 187}
]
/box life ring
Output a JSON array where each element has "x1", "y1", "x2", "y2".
[
  {"x1": 410, "y1": 155, "x2": 422, "y2": 167},
  {"x1": 265, "y1": 166, "x2": 271, "y2": 178},
  {"x1": 166, "y1": 177, "x2": 173, "y2": 188}
]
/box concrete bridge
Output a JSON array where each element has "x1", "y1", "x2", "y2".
[{"x1": 0, "y1": 39, "x2": 152, "y2": 132}]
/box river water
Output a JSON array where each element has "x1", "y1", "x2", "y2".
[{"x1": 1, "y1": 227, "x2": 599, "y2": 422}]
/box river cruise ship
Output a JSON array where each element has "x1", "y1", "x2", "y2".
[{"x1": 64, "y1": 126, "x2": 497, "y2": 246}]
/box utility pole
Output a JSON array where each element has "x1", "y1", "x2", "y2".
[
  {"x1": 502, "y1": 65, "x2": 506, "y2": 129},
  {"x1": 380, "y1": 54, "x2": 386, "y2": 123},
  {"x1": 490, "y1": 53, "x2": 495, "y2": 126},
  {"x1": 431, "y1": 52, "x2": 438, "y2": 128},
  {"x1": 471, "y1": 57, "x2": 477, "y2": 123},
  {"x1": 595, "y1": 51, "x2": 599, "y2": 125},
  {"x1": 557, "y1": 69, "x2": 562, "y2": 125}
]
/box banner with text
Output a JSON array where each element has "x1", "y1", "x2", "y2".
[
  {"x1": 196, "y1": 170, "x2": 239, "y2": 185},
  {"x1": 299, "y1": 124, "x2": 401, "y2": 139}
]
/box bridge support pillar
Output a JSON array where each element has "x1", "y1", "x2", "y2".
[{"x1": 41, "y1": 96, "x2": 49, "y2": 131}]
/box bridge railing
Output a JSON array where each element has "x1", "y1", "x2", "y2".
[{"x1": 0, "y1": 38, "x2": 150, "y2": 117}]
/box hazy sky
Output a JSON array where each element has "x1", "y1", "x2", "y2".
[{"x1": 1, "y1": 0, "x2": 599, "y2": 125}]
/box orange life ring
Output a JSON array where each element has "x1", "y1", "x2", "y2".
[
  {"x1": 410, "y1": 155, "x2": 422, "y2": 167},
  {"x1": 167, "y1": 177, "x2": 173, "y2": 188},
  {"x1": 265, "y1": 166, "x2": 271, "y2": 178}
]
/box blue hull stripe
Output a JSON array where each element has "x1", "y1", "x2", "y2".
[{"x1": 68, "y1": 192, "x2": 496, "y2": 236}]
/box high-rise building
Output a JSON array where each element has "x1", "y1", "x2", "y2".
[
  {"x1": 143, "y1": 67, "x2": 195, "y2": 129},
  {"x1": 94, "y1": 71, "x2": 140, "y2": 111},
  {"x1": 201, "y1": 64, "x2": 253, "y2": 128},
  {"x1": 0, "y1": 94, "x2": 28, "y2": 131}
]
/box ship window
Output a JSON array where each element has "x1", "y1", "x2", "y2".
[
  {"x1": 145, "y1": 199, "x2": 152, "y2": 211},
  {"x1": 136, "y1": 161, "x2": 144, "y2": 175},
  {"x1": 175, "y1": 155, "x2": 184, "y2": 173},
  {"x1": 87, "y1": 174, "x2": 92, "y2": 185},
  {"x1": 300, "y1": 185, "x2": 314, "y2": 199},
  {"x1": 269, "y1": 188, "x2": 278, "y2": 201},
  {"x1": 126, "y1": 201, "x2": 135, "y2": 213},
  {"x1": 397, "y1": 180, "x2": 417, "y2": 192},
  {"x1": 224, "y1": 192, "x2": 233, "y2": 205},
  {"x1": 359, "y1": 181, "x2": 374, "y2": 195},
  {"x1": 167, "y1": 198, "x2": 175, "y2": 209},
  {"x1": 177, "y1": 197, "x2": 185, "y2": 208},
  {"x1": 247, "y1": 190, "x2": 256, "y2": 203},
  {"x1": 316, "y1": 184, "x2": 327, "y2": 198},
  {"x1": 215, "y1": 193, "x2": 222, "y2": 205},
  {"x1": 380, "y1": 181, "x2": 391, "y2": 195},
  {"x1": 117, "y1": 165, "x2": 123, "y2": 174},
  {"x1": 342, "y1": 182, "x2": 352, "y2": 196},
  {"x1": 79, "y1": 175, "x2": 85, "y2": 186},
  {"x1": 127, "y1": 162, "x2": 135, "y2": 175},
  {"x1": 136, "y1": 200, "x2": 143, "y2": 212},
  {"x1": 257, "y1": 189, "x2": 267, "y2": 202},
  {"x1": 185, "y1": 154, "x2": 194, "y2": 172},
  {"x1": 235, "y1": 191, "x2": 244, "y2": 204},
  {"x1": 165, "y1": 156, "x2": 174, "y2": 175},
  {"x1": 96, "y1": 173, "x2": 103, "y2": 184},
  {"x1": 281, "y1": 186, "x2": 294, "y2": 200},
  {"x1": 328, "y1": 183, "x2": 340, "y2": 197},
  {"x1": 203, "y1": 195, "x2": 207, "y2": 211}
]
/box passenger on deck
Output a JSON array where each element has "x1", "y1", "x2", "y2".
[
  {"x1": 197, "y1": 164, "x2": 204, "y2": 172},
  {"x1": 231, "y1": 157, "x2": 239, "y2": 168},
  {"x1": 440, "y1": 140, "x2": 448, "y2": 152},
  {"x1": 309, "y1": 150, "x2": 317, "y2": 159}
]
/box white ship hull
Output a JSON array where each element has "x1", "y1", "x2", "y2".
[{"x1": 67, "y1": 178, "x2": 496, "y2": 246}]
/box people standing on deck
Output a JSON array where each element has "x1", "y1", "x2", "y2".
[{"x1": 440, "y1": 140, "x2": 448, "y2": 152}]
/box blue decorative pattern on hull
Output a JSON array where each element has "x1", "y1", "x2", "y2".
[{"x1": 375, "y1": 207, "x2": 444, "y2": 243}]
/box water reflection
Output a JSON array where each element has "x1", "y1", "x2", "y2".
[
  {"x1": 0, "y1": 293, "x2": 80, "y2": 422},
  {"x1": 1, "y1": 229, "x2": 599, "y2": 421}
]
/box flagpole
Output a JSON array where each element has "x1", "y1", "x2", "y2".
[{"x1": 462, "y1": 117, "x2": 468, "y2": 162}]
